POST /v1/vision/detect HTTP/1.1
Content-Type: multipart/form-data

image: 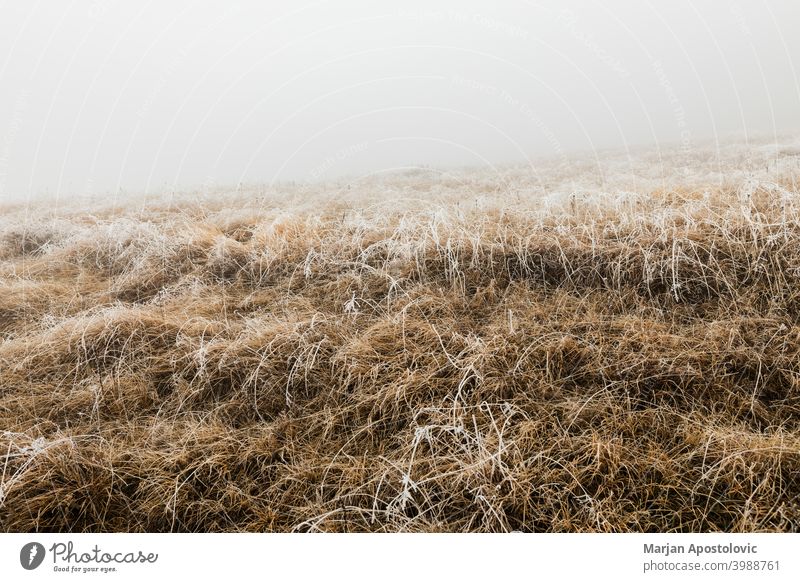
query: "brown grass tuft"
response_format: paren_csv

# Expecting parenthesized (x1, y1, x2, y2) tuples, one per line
(2, 150, 800, 531)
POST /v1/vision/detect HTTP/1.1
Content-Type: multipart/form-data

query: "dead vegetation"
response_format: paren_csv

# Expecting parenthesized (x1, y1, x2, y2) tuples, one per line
(1, 144, 800, 532)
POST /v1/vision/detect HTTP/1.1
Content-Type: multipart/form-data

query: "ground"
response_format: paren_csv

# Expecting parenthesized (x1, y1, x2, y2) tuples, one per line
(1, 138, 799, 532)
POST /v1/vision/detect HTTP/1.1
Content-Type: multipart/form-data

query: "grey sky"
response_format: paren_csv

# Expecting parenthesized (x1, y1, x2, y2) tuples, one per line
(0, 0, 798, 200)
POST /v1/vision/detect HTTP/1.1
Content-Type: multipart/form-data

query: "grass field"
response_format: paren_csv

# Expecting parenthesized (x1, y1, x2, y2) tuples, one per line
(1, 139, 799, 532)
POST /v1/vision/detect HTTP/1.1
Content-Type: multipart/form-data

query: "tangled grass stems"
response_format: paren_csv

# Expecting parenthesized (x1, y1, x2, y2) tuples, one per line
(1, 146, 800, 531)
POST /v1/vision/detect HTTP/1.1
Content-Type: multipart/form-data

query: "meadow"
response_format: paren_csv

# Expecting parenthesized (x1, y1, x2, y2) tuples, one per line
(1, 138, 799, 532)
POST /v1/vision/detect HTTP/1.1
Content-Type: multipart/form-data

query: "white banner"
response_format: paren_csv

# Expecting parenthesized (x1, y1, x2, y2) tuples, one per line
(1, 533, 797, 581)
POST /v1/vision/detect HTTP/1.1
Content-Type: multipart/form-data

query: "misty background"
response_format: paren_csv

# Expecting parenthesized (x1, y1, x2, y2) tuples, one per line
(0, 0, 798, 201)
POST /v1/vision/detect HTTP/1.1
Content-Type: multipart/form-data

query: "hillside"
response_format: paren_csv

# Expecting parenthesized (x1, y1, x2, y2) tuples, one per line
(1, 139, 799, 532)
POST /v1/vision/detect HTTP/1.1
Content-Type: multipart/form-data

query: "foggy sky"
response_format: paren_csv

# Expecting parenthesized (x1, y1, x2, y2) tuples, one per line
(1, 0, 798, 200)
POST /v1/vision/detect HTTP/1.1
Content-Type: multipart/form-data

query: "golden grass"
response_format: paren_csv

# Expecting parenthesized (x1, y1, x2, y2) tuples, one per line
(1, 148, 800, 532)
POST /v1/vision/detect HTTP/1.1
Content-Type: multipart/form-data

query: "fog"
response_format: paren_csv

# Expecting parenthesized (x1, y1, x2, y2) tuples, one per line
(0, 0, 798, 200)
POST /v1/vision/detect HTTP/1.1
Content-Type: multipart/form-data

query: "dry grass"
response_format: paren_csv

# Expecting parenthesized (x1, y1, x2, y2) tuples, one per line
(1, 141, 799, 532)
